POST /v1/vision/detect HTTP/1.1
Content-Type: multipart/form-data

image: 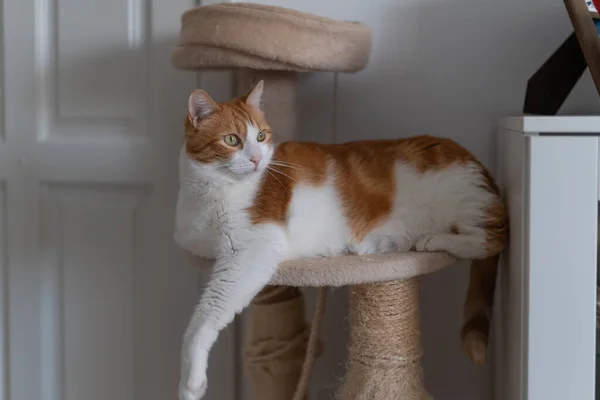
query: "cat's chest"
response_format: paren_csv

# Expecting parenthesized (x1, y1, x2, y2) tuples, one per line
(174, 186, 254, 258)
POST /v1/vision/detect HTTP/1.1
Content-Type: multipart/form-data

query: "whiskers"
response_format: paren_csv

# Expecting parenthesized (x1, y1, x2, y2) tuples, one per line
(265, 164, 298, 183)
(268, 160, 303, 168)
(267, 159, 324, 182)
(264, 169, 288, 192)
(210, 159, 322, 188)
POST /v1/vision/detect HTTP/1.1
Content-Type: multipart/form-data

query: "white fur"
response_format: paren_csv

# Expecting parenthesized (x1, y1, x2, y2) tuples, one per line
(175, 135, 497, 400)
(285, 172, 349, 259)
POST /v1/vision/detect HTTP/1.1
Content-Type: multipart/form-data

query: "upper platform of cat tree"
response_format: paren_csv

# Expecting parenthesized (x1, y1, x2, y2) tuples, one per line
(171, 3, 372, 72)
(189, 252, 458, 287)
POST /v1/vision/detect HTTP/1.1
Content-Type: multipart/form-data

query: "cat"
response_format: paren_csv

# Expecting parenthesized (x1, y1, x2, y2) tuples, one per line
(174, 80, 508, 400)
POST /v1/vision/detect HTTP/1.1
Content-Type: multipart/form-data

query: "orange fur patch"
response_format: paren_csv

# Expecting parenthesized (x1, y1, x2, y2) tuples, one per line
(477, 167, 508, 257)
(184, 99, 272, 164)
(247, 142, 327, 225)
(248, 135, 507, 245)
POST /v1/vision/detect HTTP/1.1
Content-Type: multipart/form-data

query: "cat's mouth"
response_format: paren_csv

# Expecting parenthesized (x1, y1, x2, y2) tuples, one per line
(225, 166, 264, 180)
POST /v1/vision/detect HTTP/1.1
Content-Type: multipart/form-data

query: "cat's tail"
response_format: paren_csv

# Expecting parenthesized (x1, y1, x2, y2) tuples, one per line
(460, 254, 499, 366)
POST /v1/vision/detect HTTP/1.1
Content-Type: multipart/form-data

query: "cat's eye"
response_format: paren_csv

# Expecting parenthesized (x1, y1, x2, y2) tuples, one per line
(257, 131, 266, 142)
(224, 134, 240, 146)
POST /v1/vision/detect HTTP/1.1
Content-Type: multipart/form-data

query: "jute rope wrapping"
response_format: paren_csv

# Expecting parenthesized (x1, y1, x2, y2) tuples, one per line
(341, 278, 431, 400)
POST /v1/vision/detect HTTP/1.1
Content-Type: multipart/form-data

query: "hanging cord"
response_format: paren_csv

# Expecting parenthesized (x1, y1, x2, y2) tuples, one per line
(292, 286, 329, 400)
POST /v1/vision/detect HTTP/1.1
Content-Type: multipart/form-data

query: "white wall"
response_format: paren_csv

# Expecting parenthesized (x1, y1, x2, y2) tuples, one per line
(240, 0, 600, 399)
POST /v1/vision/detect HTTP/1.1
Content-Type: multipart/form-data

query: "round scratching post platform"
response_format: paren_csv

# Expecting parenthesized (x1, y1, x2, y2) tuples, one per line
(172, 3, 371, 73)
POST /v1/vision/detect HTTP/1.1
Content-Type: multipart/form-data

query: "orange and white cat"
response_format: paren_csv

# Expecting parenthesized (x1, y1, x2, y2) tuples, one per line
(175, 81, 507, 400)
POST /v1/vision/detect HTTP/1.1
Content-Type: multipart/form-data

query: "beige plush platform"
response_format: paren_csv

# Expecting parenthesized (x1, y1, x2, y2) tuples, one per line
(171, 2, 372, 72)
(189, 252, 458, 287)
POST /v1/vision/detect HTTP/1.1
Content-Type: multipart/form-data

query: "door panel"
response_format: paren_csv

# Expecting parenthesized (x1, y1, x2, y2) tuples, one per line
(39, 185, 148, 400)
(37, 0, 149, 139)
(1, 0, 237, 399)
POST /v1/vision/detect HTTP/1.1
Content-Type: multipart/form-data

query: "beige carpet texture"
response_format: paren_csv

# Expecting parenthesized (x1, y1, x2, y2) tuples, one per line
(171, 2, 372, 72)
(188, 252, 458, 287)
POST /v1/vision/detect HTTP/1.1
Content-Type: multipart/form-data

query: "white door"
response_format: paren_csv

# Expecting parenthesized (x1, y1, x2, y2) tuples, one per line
(0, 1, 236, 400)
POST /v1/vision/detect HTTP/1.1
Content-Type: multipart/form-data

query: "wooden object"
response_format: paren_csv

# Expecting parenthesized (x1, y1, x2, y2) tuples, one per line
(523, 0, 600, 114)
(565, 0, 600, 93)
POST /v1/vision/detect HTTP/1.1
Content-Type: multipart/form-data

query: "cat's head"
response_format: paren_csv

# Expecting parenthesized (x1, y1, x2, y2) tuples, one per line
(184, 81, 273, 183)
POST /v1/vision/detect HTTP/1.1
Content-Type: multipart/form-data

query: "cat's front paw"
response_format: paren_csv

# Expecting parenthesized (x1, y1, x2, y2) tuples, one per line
(179, 379, 207, 400)
(179, 342, 208, 400)
(179, 361, 207, 400)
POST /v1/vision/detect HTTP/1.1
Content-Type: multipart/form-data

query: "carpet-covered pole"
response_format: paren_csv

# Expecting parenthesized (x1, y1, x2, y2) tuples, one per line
(236, 69, 298, 142)
(237, 69, 310, 400)
(341, 279, 431, 400)
(244, 286, 310, 400)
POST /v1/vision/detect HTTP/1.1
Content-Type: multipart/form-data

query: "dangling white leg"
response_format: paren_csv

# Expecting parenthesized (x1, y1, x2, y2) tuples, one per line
(179, 226, 286, 400)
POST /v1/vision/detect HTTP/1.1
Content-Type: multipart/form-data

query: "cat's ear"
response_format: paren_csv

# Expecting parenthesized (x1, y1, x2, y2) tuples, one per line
(188, 89, 219, 128)
(244, 80, 264, 109)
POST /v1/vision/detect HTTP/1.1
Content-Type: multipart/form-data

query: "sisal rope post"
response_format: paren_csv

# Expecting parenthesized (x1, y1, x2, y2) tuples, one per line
(341, 278, 431, 400)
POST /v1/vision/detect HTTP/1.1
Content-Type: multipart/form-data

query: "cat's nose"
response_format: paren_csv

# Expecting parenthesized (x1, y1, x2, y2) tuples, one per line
(250, 156, 262, 168)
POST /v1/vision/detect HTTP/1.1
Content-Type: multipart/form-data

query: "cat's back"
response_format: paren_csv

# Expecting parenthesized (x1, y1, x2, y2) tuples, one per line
(250, 136, 501, 258)
(325, 135, 500, 239)
(255, 136, 500, 224)
(326, 135, 489, 174)
(268, 135, 497, 201)
(272, 135, 487, 170)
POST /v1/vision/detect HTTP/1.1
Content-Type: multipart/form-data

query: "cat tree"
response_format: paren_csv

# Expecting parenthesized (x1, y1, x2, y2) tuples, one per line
(172, 3, 459, 399)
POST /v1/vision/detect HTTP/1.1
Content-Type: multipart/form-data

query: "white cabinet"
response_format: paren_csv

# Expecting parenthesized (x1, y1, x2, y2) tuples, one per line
(495, 116, 600, 400)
